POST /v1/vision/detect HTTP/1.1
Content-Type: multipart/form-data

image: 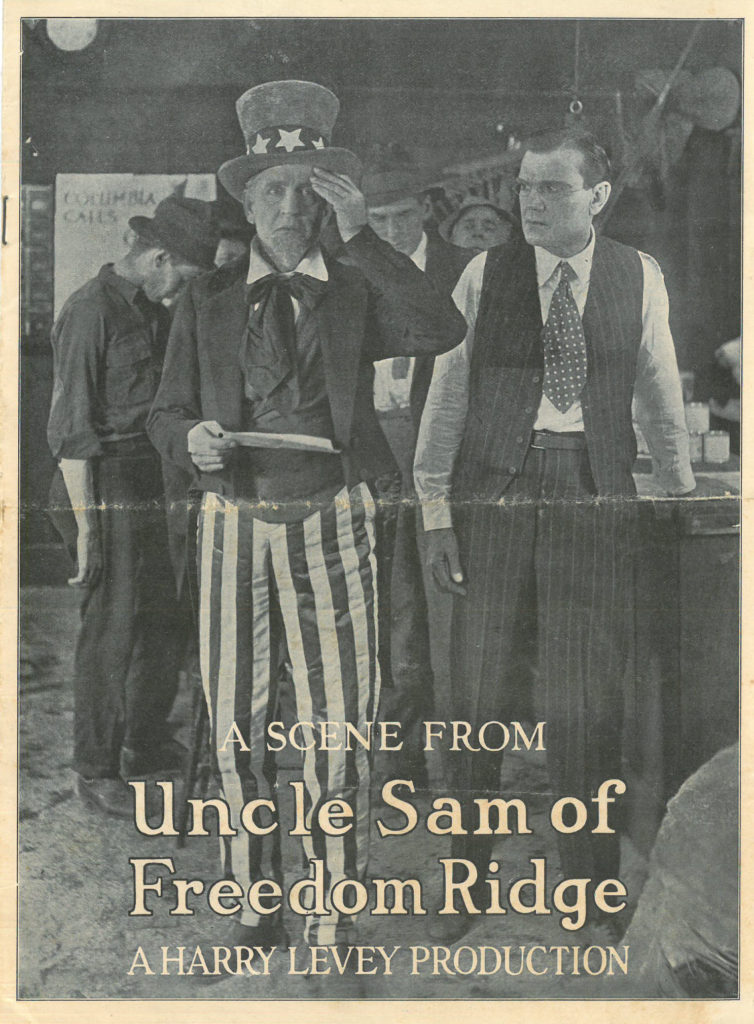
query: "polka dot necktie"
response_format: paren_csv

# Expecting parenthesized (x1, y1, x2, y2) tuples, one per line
(542, 261, 588, 413)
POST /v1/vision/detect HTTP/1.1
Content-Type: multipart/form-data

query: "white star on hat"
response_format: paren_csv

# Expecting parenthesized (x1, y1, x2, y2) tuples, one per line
(277, 128, 305, 152)
(312, 137, 325, 149)
(251, 134, 270, 154)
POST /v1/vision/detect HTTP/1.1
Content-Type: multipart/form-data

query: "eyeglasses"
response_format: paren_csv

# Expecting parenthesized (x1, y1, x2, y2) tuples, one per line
(513, 180, 588, 200)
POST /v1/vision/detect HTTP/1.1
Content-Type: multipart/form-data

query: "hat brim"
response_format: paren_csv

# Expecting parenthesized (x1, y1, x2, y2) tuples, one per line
(128, 216, 217, 269)
(438, 204, 519, 244)
(218, 148, 363, 201)
(365, 185, 428, 208)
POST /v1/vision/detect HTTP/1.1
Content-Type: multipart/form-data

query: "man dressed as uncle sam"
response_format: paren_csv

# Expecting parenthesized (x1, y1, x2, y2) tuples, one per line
(147, 80, 466, 948)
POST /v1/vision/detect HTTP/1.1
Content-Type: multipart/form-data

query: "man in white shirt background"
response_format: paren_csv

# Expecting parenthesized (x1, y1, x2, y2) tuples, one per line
(414, 127, 713, 944)
(363, 165, 472, 791)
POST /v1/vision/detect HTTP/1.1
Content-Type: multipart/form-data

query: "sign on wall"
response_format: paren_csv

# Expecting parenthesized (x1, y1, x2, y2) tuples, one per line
(21, 185, 55, 342)
(54, 174, 216, 315)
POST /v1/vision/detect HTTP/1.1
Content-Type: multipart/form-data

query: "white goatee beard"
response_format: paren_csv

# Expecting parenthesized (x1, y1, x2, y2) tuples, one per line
(260, 206, 326, 272)
(264, 234, 315, 272)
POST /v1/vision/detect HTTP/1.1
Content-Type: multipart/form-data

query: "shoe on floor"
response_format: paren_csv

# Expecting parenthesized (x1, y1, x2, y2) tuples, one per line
(427, 907, 474, 944)
(76, 774, 133, 819)
(120, 738, 188, 779)
(229, 918, 290, 948)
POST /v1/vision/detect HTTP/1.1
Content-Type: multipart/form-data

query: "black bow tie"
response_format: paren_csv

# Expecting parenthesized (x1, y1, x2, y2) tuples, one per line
(241, 273, 328, 400)
(246, 272, 328, 310)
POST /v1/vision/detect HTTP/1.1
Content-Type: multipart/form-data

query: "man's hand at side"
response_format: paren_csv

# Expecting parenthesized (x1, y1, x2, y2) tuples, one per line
(59, 457, 102, 588)
(426, 527, 467, 596)
(70, 523, 102, 589)
(187, 421, 237, 473)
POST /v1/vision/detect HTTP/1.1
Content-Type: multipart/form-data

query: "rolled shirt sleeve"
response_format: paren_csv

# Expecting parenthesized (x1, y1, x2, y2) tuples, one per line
(414, 252, 486, 530)
(634, 253, 696, 495)
(47, 299, 105, 460)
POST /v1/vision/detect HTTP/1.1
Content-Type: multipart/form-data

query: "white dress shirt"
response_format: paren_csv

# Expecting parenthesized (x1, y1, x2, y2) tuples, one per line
(372, 232, 428, 412)
(414, 234, 695, 531)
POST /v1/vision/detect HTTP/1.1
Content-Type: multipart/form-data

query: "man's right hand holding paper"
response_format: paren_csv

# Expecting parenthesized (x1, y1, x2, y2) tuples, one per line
(187, 420, 237, 472)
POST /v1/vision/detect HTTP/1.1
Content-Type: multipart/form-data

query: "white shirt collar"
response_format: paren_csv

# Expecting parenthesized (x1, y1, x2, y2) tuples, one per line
(535, 227, 595, 287)
(410, 232, 428, 272)
(246, 236, 329, 285)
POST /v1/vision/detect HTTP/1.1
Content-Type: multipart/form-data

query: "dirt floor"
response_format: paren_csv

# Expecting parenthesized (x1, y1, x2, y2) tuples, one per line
(18, 584, 653, 1002)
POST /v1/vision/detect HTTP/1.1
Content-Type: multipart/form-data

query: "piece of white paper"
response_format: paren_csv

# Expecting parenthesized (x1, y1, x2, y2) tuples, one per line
(222, 430, 341, 453)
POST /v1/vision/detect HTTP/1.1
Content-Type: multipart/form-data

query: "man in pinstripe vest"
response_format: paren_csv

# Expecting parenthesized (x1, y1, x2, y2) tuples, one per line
(147, 80, 465, 951)
(415, 128, 700, 943)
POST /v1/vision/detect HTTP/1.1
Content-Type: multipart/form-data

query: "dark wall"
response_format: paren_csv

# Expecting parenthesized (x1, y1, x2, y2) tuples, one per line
(22, 18, 742, 179)
(19, 18, 742, 580)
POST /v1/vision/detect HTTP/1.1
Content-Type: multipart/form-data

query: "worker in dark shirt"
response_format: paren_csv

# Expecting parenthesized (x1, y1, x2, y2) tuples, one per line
(47, 196, 219, 818)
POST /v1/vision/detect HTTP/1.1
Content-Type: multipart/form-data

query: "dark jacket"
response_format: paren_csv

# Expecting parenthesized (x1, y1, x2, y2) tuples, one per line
(147, 225, 466, 496)
(410, 232, 474, 429)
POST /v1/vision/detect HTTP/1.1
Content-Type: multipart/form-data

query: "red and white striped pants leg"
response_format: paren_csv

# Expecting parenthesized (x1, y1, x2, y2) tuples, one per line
(197, 484, 380, 941)
(198, 491, 282, 928)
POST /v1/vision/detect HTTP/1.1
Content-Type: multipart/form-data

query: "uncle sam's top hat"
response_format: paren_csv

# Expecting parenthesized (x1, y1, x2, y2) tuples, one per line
(218, 80, 362, 200)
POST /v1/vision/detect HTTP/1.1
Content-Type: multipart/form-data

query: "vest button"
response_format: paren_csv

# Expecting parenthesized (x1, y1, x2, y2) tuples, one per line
(532, 374, 541, 383)
(516, 435, 524, 444)
(508, 466, 517, 475)
(525, 406, 533, 413)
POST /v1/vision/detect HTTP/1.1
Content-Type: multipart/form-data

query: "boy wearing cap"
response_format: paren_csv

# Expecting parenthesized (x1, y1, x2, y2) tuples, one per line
(148, 80, 466, 949)
(48, 196, 218, 818)
(439, 195, 520, 254)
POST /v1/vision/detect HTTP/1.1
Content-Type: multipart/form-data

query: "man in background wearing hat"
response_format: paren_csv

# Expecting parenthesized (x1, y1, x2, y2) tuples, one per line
(212, 196, 256, 267)
(440, 195, 520, 254)
(48, 196, 218, 817)
(148, 80, 466, 949)
(362, 165, 472, 792)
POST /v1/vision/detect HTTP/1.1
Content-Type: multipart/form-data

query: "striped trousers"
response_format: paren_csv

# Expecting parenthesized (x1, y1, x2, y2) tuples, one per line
(450, 444, 636, 894)
(197, 482, 380, 943)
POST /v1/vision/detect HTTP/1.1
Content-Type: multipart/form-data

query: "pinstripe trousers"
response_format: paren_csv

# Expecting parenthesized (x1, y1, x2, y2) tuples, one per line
(450, 445, 635, 894)
(197, 482, 380, 943)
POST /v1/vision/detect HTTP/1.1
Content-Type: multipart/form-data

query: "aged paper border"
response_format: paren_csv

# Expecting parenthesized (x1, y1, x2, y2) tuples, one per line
(2, 2, 751, 1021)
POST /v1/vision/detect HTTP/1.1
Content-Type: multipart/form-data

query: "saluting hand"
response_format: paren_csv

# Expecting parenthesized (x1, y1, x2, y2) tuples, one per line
(310, 168, 367, 244)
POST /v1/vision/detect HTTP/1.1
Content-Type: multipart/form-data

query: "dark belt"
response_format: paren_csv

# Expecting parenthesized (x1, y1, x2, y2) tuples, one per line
(99, 435, 155, 457)
(530, 430, 588, 451)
